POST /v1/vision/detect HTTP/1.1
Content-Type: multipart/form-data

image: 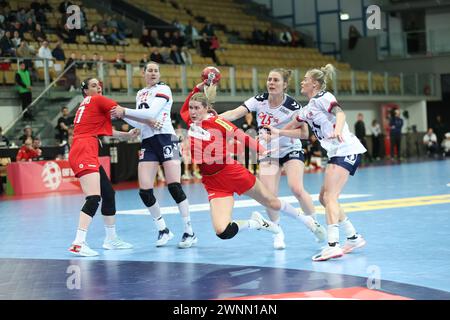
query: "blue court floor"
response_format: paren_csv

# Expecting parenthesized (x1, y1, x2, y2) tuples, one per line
(0, 160, 449, 300)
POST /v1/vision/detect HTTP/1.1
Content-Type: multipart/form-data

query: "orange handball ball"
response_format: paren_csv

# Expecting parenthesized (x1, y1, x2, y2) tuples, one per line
(201, 66, 221, 85)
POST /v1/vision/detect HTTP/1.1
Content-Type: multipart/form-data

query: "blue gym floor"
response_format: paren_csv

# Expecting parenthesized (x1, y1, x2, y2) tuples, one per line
(0, 160, 449, 300)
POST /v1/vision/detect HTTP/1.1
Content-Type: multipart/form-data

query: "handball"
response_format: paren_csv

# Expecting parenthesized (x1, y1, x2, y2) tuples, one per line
(201, 66, 221, 85)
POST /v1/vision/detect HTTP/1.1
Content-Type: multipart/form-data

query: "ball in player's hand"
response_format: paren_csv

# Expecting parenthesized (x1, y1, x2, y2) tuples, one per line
(201, 66, 221, 85)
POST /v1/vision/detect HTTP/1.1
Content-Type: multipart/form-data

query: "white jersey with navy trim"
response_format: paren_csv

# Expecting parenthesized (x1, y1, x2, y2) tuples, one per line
(132, 83, 175, 140)
(295, 91, 366, 158)
(244, 93, 303, 158)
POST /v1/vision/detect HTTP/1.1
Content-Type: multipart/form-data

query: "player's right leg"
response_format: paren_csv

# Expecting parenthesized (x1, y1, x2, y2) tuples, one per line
(138, 161, 173, 247)
(69, 171, 101, 257)
(258, 161, 285, 249)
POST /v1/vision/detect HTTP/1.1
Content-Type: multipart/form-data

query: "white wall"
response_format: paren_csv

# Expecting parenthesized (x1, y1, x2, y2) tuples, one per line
(339, 101, 381, 135)
(0, 106, 21, 130)
(399, 101, 427, 132)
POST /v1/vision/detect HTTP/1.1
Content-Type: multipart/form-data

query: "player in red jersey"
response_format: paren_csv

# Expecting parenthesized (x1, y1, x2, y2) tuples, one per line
(68, 77, 139, 257)
(180, 81, 311, 241)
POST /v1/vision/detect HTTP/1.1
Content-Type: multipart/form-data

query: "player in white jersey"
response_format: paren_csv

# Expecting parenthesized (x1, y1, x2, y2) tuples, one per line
(282, 64, 367, 261)
(221, 68, 326, 250)
(111, 62, 197, 249)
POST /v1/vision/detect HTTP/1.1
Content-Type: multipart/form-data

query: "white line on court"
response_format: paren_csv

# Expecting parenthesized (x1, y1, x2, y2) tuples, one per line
(117, 194, 372, 215)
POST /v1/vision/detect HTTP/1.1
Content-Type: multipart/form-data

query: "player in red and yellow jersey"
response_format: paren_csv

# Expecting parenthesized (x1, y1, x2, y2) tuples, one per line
(68, 77, 139, 257)
(180, 81, 310, 242)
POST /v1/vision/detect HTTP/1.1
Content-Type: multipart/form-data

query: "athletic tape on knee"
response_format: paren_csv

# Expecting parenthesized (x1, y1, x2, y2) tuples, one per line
(168, 183, 186, 204)
(81, 195, 101, 218)
(139, 189, 156, 207)
(217, 222, 239, 240)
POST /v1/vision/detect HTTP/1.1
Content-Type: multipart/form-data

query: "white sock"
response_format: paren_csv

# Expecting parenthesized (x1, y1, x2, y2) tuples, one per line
(279, 199, 314, 229)
(74, 228, 87, 244)
(182, 216, 193, 235)
(235, 219, 260, 232)
(327, 224, 340, 245)
(340, 218, 357, 239)
(104, 224, 117, 240)
(154, 216, 167, 231)
(177, 199, 190, 218)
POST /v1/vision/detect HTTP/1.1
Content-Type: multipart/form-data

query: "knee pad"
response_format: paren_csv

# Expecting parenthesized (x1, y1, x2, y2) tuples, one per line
(216, 222, 239, 240)
(168, 182, 186, 204)
(139, 189, 156, 207)
(81, 195, 101, 218)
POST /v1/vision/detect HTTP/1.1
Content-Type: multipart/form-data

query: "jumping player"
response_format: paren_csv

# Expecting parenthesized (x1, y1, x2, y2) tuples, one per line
(220, 68, 326, 250)
(110, 62, 196, 249)
(283, 64, 367, 261)
(68, 78, 136, 257)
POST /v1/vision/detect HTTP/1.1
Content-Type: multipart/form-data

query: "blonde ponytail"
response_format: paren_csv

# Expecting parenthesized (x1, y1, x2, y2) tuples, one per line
(307, 64, 336, 91)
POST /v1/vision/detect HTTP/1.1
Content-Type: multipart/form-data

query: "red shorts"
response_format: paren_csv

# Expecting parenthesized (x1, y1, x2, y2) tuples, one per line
(69, 136, 100, 178)
(201, 163, 256, 201)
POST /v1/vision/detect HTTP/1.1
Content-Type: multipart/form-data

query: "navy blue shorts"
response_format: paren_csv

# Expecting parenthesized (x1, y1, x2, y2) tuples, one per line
(328, 154, 362, 176)
(259, 150, 305, 166)
(139, 134, 181, 163)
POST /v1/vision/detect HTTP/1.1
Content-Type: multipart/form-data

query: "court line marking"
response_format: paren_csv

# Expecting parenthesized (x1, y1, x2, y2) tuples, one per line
(117, 194, 450, 215)
(117, 194, 371, 215)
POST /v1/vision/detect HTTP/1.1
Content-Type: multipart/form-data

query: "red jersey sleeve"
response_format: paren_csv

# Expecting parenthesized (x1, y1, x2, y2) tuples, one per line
(94, 95, 118, 113)
(181, 86, 201, 126)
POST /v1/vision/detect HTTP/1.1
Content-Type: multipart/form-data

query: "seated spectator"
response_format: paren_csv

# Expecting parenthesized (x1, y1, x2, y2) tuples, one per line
(57, 23, 77, 44)
(161, 31, 172, 48)
(423, 128, 438, 157)
(160, 47, 171, 64)
(0, 30, 16, 56)
(140, 27, 152, 47)
(209, 34, 220, 64)
(23, 17, 36, 33)
(52, 40, 65, 61)
(184, 20, 200, 48)
(265, 28, 278, 45)
(33, 23, 47, 42)
(113, 52, 128, 70)
(11, 30, 22, 48)
(252, 27, 264, 45)
(16, 41, 36, 70)
(89, 25, 107, 45)
(149, 29, 162, 47)
(16, 137, 42, 161)
(0, 126, 9, 148)
(201, 23, 214, 37)
(16, 8, 28, 25)
(150, 47, 165, 64)
(139, 53, 150, 68)
(10, 21, 24, 38)
(65, 52, 77, 91)
(109, 27, 128, 46)
(442, 132, 450, 157)
(169, 44, 184, 65)
(199, 33, 211, 58)
(171, 30, 185, 48)
(35, 40, 54, 68)
(55, 106, 73, 143)
(19, 125, 34, 144)
(279, 29, 292, 46)
(88, 52, 99, 71)
(172, 19, 185, 36)
(76, 53, 89, 70)
(180, 46, 192, 65)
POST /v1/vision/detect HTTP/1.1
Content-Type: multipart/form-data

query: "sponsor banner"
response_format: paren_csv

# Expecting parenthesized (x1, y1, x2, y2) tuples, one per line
(7, 157, 110, 195)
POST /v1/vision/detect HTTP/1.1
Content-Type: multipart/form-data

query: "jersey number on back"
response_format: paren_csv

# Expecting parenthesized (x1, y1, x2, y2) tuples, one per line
(75, 106, 86, 124)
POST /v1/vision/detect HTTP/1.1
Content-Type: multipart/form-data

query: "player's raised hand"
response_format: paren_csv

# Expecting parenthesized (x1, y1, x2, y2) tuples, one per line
(111, 105, 125, 119)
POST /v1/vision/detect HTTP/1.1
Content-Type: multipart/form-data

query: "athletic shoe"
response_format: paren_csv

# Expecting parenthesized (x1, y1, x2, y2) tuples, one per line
(103, 237, 133, 250)
(312, 245, 344, 261)
(181, 173, 192, 180)
(178, 233, 198, 249)
(251, 211, 280, 234)
(156, 228, 174, 247)
(193, 171, 202, 179)
(69, 242, 99, 257)
(273, 228, 286, 250)
(342, 234, 366, 254)
(301, 214, 327, 243)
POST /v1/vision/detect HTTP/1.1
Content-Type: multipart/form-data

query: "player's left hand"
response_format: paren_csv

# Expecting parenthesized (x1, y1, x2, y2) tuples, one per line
(330, 130, 344, 143)
(128, 128, 140, 138)
(111, 106, 125, 119)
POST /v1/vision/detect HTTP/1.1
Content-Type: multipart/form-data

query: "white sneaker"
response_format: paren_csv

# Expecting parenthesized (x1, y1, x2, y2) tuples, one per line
(302, 214, 327, 243)
(181, 173, 192, 180)
(156, 228, 174, 247)
(178, 232, 198, 248)
(342, 234, 366, 254)
(69, 242, 99, 257)
(103, 237, 133, 250)
(273, 228, 286, 250)
(193, 171, 202, 179)
(312, 245, 344, 261)
(251, 211, 280, 234)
